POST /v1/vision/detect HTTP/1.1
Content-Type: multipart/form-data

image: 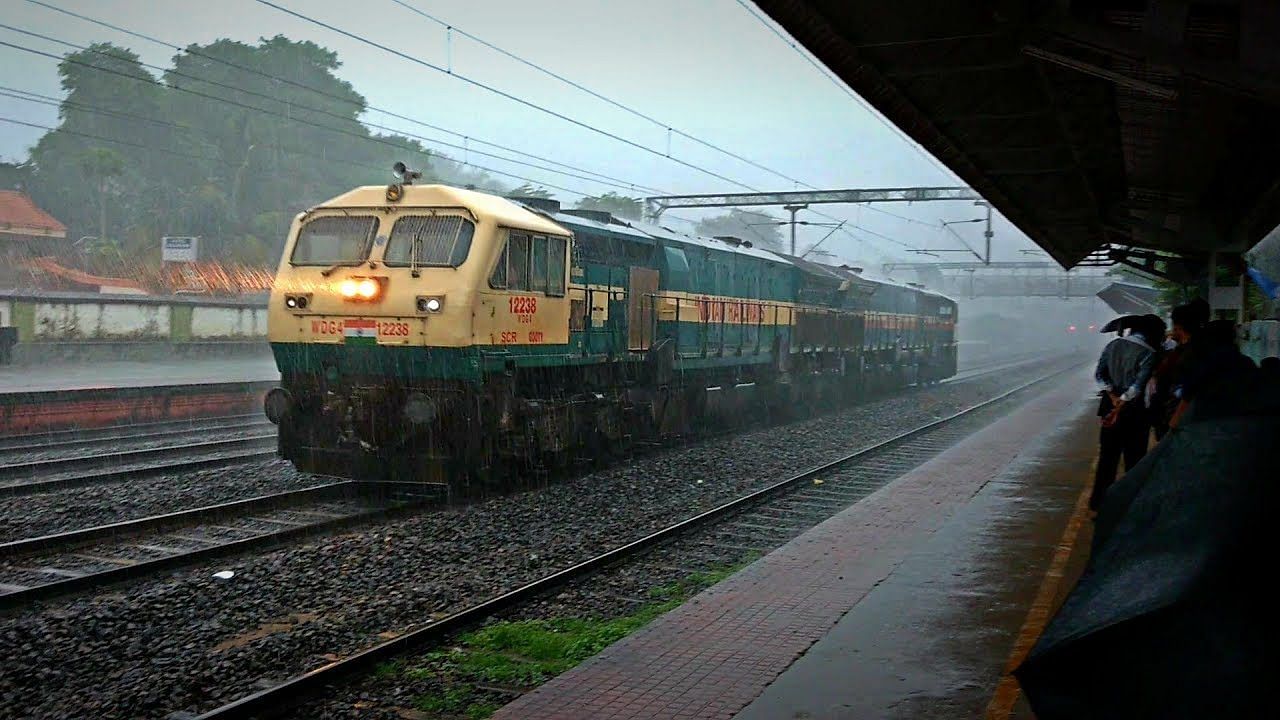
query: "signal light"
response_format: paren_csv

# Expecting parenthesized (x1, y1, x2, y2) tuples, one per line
(285, 296, 297, 308)
(1068, 325, 1078, 333)
(416, 296, 444, 313)
(283, 294, 310, 310)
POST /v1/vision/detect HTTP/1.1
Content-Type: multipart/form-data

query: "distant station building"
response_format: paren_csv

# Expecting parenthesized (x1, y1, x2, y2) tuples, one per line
(0, 190, 66, 284)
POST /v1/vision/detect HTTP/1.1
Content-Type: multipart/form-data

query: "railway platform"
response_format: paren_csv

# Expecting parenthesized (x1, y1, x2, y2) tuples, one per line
(0, 356, 280, 434)
(0, 354, 278, 394)
(491, 369, 1097, 720)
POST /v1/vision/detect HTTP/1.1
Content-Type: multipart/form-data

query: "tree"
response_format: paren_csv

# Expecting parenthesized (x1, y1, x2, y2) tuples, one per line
(0, 161, 32, 191)
(506, 183, 555, 200)
(574, 192, 642, 220)
(20, 37, 449, 275)
(77, 147, 124, 243)
(695, 209, 784, 252)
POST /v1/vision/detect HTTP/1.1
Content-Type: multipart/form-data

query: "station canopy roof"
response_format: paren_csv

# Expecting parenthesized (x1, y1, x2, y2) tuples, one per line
(755, 0, 1280, 268)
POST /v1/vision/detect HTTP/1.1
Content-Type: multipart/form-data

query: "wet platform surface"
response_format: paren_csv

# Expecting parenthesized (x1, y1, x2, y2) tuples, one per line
(492, 370, 1098, 720)
(0, 355, 278, 393)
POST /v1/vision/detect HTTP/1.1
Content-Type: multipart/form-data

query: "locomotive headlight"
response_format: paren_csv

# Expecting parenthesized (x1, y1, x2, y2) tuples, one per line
(356, 278, 380, 299)
(337, 277, 383, 301)
(416, 296, 444, 313)
(285, 296, 297, 308)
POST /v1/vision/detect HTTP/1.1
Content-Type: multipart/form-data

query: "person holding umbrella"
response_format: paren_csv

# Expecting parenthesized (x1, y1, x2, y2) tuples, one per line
(1091, 314, 1164, 511)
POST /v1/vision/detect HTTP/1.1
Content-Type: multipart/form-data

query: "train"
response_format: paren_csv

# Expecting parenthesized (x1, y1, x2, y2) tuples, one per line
(262, 174, 958, 487)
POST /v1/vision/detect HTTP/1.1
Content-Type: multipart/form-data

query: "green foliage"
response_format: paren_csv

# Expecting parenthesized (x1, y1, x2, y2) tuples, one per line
(0, 161, 32, 190)
(695, 208, 784, 252)
(16, 37, 508, 273)
(507, 183, 555, 200)
(574, 192, 642, 220)
(379, 560, 756, 718)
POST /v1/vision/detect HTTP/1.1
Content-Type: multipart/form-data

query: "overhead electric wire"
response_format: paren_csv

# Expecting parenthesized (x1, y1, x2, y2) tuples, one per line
(384, 0, 944, 257)
(0, 87, 400, 177)
(0, 115, 224, 165)
(0, 85, 197, 134)
(848, 223, 919, 251)
(0, 37, 610, 199)
(385, 0, 813, 189)
(3, 7, 918, 255)
(254, 1, 934, 256)
(1, 23, 657, 198)
(20, 0, 667, 197)
(734, 0, 959, 182)
(0, 85, 712, 222)
(863, 204, 946, 229)
(253, 0, 761, 192)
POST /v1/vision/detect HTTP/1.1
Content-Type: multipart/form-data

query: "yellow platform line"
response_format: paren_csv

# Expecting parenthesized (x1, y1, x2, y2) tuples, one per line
(984, 464, 1095, 720)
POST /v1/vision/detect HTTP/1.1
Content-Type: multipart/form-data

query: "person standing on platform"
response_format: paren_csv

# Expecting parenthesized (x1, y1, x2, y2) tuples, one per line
(1148, 302, 1206, 440)
(1092, 315, 1162, 511)
(1169, 319, 1258, 429)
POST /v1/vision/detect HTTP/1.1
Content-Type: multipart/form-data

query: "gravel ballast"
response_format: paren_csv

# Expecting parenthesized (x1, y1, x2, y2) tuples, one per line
(0, 460, 321, 543)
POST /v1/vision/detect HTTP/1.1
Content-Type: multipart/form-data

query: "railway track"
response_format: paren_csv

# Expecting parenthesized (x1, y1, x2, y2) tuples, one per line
(0, 413, 274, 455)
(0, 481, 434, 610)
(192, 360, 1081, 719)
(0, 435, 278, 497)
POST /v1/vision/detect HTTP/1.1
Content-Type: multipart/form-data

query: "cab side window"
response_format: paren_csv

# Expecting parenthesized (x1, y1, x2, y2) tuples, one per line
(547, 236, 567, 297)
(530, 236, 549, 294)
(489, 231, 568, 296)
(509, 234, 531, 290)
(489, 242, 509, 289)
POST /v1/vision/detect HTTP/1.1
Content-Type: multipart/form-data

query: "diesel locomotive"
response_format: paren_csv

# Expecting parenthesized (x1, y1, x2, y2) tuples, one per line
(263, 176, 957, 486)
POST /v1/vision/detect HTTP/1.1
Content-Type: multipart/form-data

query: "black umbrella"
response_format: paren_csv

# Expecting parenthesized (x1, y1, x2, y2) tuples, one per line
(1015, 378, 1278, 719)
(1098, 315, 1139, 334)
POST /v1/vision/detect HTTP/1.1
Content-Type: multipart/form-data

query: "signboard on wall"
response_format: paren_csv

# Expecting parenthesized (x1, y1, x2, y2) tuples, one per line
(162, 236, 200, 263)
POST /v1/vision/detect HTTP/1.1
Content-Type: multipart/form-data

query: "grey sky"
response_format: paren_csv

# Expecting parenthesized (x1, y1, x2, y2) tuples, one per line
(0, 0, 1045, 265)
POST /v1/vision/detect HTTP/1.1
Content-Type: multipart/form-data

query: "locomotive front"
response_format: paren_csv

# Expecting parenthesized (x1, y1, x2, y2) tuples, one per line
(263, 181, 571, 482)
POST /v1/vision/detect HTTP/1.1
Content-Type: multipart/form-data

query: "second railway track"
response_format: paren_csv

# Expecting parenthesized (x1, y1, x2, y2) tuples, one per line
(0, 435, 278, 497)
(0, 480, 436, 610)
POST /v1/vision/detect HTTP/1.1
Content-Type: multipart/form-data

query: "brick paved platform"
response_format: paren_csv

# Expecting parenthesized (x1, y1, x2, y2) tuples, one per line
(491, 370, 1097, 720)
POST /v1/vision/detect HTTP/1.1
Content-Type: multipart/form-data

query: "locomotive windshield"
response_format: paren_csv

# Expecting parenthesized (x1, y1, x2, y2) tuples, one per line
(384, 215, 475, 268)
(290, 216, 378, 265)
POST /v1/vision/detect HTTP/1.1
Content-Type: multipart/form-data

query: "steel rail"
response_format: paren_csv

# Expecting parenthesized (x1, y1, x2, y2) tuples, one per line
(193, 361, 1081, 720)
(0, 488, 434, 611)
(0, 434, 276, 478)
(0, 480, 355, 558)
(0, 416, 274, 454)
(0, 447, 279, 498)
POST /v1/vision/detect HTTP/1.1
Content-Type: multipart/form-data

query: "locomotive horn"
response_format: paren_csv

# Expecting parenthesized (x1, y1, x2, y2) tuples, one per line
(392, 161, 422, 185)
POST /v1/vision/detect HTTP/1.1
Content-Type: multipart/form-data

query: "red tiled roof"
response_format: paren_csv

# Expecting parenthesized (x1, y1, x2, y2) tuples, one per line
(0, 190, 67, 235)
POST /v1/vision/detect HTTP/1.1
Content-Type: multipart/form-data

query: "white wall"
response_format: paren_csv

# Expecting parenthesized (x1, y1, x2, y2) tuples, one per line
(0, 300, 10, 327)
(191, 306, 268, 338)
(34, 301, 170, 340)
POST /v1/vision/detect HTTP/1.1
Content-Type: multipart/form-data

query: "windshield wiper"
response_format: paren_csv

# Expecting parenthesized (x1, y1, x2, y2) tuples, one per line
(319, 259, 364, 277)
(410, 227, 422, 278)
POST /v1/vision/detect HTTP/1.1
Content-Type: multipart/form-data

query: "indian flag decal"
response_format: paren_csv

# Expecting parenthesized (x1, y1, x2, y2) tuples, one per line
(343, 318, 377, 344)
